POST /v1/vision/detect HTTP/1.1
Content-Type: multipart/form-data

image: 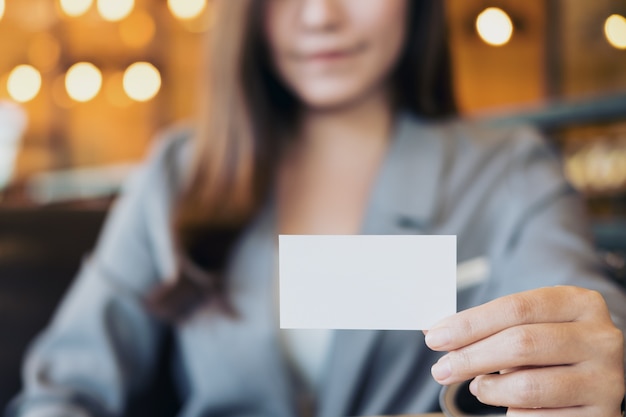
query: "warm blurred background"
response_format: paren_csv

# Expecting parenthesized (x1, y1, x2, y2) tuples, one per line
(0, 0, 625, 409)
(0, 0, 209, 200)
(0, 0, 625, 203)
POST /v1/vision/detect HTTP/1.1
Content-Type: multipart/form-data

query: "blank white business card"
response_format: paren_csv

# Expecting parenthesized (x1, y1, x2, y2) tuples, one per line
(279, 235, 456, 330)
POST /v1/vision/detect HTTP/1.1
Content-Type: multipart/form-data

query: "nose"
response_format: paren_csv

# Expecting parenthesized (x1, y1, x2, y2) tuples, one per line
(299, 0, 342, 31)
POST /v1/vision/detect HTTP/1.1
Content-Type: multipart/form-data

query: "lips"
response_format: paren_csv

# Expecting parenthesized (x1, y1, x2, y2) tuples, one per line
(295, 43, 366, 63)
(306, 49, 354, 60)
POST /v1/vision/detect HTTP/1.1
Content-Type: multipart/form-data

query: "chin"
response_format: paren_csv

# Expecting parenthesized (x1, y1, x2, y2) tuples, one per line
(297, 82, 369, 112)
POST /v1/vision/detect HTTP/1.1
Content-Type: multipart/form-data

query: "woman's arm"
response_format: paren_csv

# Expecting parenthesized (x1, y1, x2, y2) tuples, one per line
(426, 127, 626, 416)
(6, 136, 184, 417)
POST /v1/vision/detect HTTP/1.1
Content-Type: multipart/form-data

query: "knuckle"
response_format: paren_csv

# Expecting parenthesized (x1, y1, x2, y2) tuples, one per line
(583, 289, 607, 310)
(508, 295, 535, 324)
(593, 323, 624, 358)
(567, 287, 610, 319)
(514, 373, 542, 405)
(449, 349, 473, 376)
(509, 327, 539, 359)
(562, 285, 587, 302)
(606, 326, 625, 353)
(459, 315, 478, 339)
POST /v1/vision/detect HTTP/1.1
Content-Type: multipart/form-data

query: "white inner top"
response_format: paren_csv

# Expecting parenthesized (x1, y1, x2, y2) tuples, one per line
(275, 249, 334, 395)
(280, 328, 334, 394)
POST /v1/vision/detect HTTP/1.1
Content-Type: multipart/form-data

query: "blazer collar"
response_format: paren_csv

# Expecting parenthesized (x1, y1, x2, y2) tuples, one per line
(317, 112, 449, 417)
(363, 111, 449, 235)
(317, 329, 380, 417)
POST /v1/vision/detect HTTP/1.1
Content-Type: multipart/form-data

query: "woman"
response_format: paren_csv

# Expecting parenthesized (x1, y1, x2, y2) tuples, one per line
(8, 1, 625, 416)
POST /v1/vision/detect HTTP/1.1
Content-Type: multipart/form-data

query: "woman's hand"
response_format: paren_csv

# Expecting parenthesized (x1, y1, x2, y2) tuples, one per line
(425, 286, 625, 416)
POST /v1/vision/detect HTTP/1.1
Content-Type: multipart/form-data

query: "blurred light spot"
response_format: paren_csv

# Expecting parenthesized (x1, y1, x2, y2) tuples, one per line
(97, 0, 134, 22)
(0, 0, 5, 21)
(476, 7, 514, 46)
(119, 10, 155, 48)
(123, 62, 161, 102)
(16, 0, 57, 31)
(60, 0, 92, 17)
(565, 140, 626, 192)
(168, 0, 206, 20)
(179, 7, 213, 33)
(7, 65, 42, 103)
(28, 34, 61, 73)
(65, 62, 102, 102)
(605, 14, 626, 50)
(105, 71, 132, 107)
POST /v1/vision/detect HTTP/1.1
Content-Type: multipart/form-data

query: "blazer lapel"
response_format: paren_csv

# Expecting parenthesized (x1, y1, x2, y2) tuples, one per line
(317, 330, 379, 417)
(366, 112, 450, 235)
(317, 112, 449, 417)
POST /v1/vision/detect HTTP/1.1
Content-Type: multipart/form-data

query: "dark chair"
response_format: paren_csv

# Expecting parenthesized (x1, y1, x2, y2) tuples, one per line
(0, 205, 180, 416)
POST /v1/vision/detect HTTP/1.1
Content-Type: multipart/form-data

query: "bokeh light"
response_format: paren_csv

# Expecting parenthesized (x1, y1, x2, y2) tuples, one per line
(28, 34, 62, 73)
(119, 10, 156, 49)
(604, 14, 626, 50)
(15, 0, 57, 31)
(565, 141, 626, 192)
(7, 65, 42, 103)
(168, 0, 207, 20)
(123, 62, 161, 102)
(476, 7, 514, 46)
(0, 0, 5, 21)
(65, 62, 102, 102)
(179, 7, 214, 33)
(60, 0, 93, 17)
(97, 0, 134, 22)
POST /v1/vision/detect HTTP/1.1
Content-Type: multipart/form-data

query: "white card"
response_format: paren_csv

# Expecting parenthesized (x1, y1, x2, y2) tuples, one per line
(279, 235, 457, 330)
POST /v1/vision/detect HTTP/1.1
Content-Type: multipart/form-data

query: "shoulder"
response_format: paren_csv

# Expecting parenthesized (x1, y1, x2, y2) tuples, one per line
(399, 111, 553, 167)
(143, 122, 194, 179)
(442, 118, 572, 252)
(409, 114, 561, 190)
(95, 124, 195, 282)
(124, 122, 194, 197)
(442, 117, 553, 166)
(400, 114, 571, 249)
(397, 112, 562, 194)
(437, 117, 567, 202)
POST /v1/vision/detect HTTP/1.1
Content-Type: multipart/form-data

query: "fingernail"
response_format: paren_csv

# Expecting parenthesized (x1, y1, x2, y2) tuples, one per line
(431, 356, 452, 381)
(425, 327, 451, 349)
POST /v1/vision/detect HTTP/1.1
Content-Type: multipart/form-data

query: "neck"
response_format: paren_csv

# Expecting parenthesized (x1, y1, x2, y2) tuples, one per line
(298, 88, 394, 151)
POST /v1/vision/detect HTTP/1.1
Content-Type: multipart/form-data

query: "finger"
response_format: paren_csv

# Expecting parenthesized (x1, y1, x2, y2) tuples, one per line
(430, 323, 592, 384)
(470, 364, 624, 414)
(469, 366, 594, 409)
(506, 406, 601, 417)
(425, 287, 610, 351)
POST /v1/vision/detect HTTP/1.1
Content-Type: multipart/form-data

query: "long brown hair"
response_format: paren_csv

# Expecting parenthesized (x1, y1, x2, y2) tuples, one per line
(147, 0, 457, 322)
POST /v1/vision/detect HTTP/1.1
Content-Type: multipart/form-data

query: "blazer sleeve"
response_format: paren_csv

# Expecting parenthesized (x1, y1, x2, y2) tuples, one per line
(482, 125, 626, 368)
(6, 136, 184, 417)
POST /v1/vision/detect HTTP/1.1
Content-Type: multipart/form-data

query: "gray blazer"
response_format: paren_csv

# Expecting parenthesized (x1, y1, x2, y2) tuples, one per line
(8, 112, 626, 417)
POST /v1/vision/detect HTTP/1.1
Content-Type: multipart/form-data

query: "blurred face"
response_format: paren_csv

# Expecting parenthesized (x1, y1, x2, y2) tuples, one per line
(264, 0, 408, 110)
